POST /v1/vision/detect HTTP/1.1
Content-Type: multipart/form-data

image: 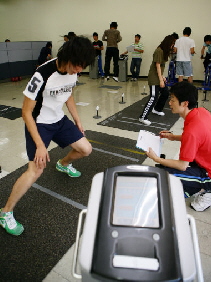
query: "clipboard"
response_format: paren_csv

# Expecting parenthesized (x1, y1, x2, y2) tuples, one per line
(136, 130, 163, 156)
(126, 45, 135, 52)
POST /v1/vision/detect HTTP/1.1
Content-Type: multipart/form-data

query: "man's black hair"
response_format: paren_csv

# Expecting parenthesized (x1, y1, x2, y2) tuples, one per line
(170, 81, 198, 109)
(57, 36, 95, 68)
(171, 32, 179, 40)
(204, 35, 211, 42)
(110, 22, 118, 28)
(135, 34, 141, 39)
(93, 32, 98, 37)
(68, 31, 76, 40)
(46, 42, 52, 48)
(183, 27, 191, 36)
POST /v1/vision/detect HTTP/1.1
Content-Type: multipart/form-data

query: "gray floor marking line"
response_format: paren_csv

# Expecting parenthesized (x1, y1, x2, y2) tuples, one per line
(121, 116, 172, 126)
(116, 119, 167, 130)
(126, 105, 172, 111)
(92, 147, 139, 162)
(32, 183, 86, 210)
(121, 117, 141, 120)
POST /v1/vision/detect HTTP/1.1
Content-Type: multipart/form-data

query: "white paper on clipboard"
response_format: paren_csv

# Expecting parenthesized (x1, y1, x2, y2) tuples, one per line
(136, 130, 163, 156)
(126, 45, 135, 52)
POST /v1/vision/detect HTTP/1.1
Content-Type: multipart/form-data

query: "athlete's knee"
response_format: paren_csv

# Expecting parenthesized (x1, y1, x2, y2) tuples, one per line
(34, 168, 44, 178)
(73, 138, 93, 157)
(31, 168, 44, 180)
(27, 163, 44, 180)
(81, 142, 92, 157)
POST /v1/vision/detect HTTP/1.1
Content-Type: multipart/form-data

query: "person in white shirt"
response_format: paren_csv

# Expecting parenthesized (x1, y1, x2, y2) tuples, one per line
(0, 37, 96, 236)
(174, 27, 195, 83)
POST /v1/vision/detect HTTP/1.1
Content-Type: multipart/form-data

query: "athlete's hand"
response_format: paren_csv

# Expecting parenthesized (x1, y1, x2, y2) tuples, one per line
(34, 145, 50, 169)
(76, 121, 85, 135)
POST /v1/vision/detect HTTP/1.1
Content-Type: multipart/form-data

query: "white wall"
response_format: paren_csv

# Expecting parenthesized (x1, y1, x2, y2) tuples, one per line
(0, 0, 210, 80)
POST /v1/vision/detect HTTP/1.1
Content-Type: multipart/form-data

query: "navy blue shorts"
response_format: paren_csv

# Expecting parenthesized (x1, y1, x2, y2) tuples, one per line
(25, 115, 84, 161)
(163, 163, 211, 195)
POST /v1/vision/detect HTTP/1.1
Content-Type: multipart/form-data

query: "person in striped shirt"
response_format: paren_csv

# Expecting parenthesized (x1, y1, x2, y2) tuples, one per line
(122, 34, 144, 81)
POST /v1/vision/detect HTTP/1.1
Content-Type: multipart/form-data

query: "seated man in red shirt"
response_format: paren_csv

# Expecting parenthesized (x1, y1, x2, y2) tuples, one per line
(146, 81, 211, 212)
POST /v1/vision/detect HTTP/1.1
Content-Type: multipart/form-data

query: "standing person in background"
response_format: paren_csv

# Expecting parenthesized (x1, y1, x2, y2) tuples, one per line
(102, 21, 122, 82)
(139, 35, 175, 126)
(174, 27, 195, 83)
(37, 41, 52, 66)
(92, 32, 104, 77)
(200, 34, 211, 71)
(170, 32, 179, 63)
(122, 34, 144, 81)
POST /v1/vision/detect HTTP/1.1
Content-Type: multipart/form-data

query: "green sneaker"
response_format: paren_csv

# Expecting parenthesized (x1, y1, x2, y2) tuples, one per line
(56, 160, 81, 177)
(0, 209, 24, 236)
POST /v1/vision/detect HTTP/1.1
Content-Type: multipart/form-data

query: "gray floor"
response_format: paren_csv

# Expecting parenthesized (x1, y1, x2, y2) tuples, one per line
(0, 75, 211, 281)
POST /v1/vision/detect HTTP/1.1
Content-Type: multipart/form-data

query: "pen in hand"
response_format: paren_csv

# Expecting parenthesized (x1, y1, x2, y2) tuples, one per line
(159, 131, 173, 138)
(159, 131, 173, 135)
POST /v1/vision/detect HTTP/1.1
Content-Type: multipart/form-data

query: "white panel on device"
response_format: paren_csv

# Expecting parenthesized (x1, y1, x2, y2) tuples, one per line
(113, 255, 159, 271)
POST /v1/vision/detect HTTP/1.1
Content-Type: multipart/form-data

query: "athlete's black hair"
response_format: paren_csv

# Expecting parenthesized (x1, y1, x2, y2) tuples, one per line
(170, 81, 198, 109)
(183, 27, 191, 36)
(204, 35, 211, 42)
(158, 35, 175, 61)
(93, 32, 98, 37)
(57, 36, 95, 68)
